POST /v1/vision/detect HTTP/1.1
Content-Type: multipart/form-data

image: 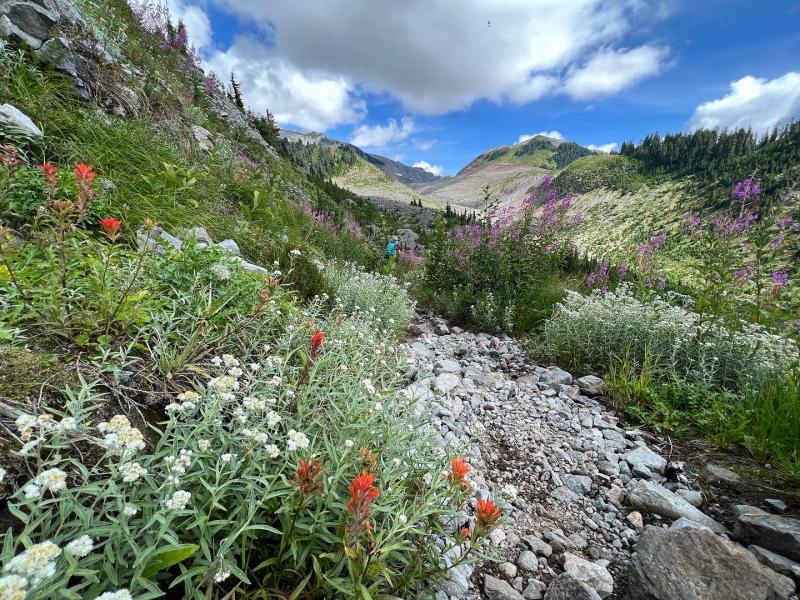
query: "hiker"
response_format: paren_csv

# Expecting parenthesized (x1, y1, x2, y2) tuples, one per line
(385, 237, 398, 260)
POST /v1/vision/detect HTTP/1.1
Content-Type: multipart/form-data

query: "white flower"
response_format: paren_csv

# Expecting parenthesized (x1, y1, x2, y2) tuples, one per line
(243, 396, 266, 412)
(362, 379, 378, 396)
(340, 364, 348, 372)
(177, 390, 200, 403)
(209, 375, 237, 392)
(118, 461, 148, 483)
(221, 453, 234, 463)
(34, 468, 67, 494)
(249, 363, 261, 372)
(0, 467, 6, 482)
(98, 416, 145, 458)
(23, 483, 42, 500)
(19, 439, 41, 456)
(164, 490, 191, 510)
(211, 356, 223, 367)
(210, 263, 232, 281)
(264, 444, 280, 458)
(266, 410, 281, 428)
(344, 439, 354, 449)
(289, 249, 301, 257)
(286, 430, 309, 452)
(198, 439, 211, 452)
(66, 535, 94, 558)
(222, 354, 239, 367)
(393, 458, 401, 467)
(0, 574, 28, 599)
(214, 568, 231, 582)
(123, 504, 138, 517)
(5, 541, 61, 585)
(228, 367, 243, 378)
(398, 515, 408, 525)
(95, 589, 133, 600)
(373, 402, 383, 412)
(57, 417, 77, 432)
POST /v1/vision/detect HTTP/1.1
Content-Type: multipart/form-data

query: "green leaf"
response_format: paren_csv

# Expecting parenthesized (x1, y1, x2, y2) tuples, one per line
(288, 572, 313, 600)
(142, 543, 199, 578)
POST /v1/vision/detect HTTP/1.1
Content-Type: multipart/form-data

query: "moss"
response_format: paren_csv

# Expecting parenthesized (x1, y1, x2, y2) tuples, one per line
(0, 347, 75, 407)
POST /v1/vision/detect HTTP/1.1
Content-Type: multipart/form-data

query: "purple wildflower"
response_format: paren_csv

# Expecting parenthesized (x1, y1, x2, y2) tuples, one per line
(776, 216, 795, 229)
(618, 262, 628, 280)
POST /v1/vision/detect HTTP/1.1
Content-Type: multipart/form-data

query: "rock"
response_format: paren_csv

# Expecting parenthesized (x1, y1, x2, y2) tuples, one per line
(191, 125, 215, 151)
(625, 525, 795, 600)
(764, 499, 789, 514)
(705, 463, 741, 484)
(670, 517, 712, 532)
(550, 486, 579, 503)
(434, 372, 461, 394)
(484, 574, 524, 600)
(522, 536, 553, 557)
(675, 489, 703, 507)
(434, 323, 450, 336)
(436, 358, 461, 374)
(0, 103, 43, 138)
(575, 375, 608, 396)
(544, 574, 601, 600)
(749, 545, 800, 582)
(734, 505, 800, 561)
(234, 257, 270, 276)
(500, 562, 518, 579)
(539, 367, 572, 387)
(562, 553, 614, 598)
(623, 445, 667, 474)
(216, 239, 240, 255)
(0, 1, 57, 48)
(626, 511, 643, 529)
(137, 226, 183, 254)
(181, 226, 214, 246)
(523, 579, 546, 600)
(561, 474, 592, 496)
(517, 550, 539, 573)
(626, 480, 726, 534)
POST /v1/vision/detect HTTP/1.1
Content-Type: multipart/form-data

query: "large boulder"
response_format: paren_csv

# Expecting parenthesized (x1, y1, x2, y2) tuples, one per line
(625, 526, 794, 600)
(539, 367, 572, 387)
(626, 479, 726, 534)
(484, 574, 524, 600)
(0, 103, 43, 138)
(575, 375, 608, 395)
(562, 553, 614, 598)
(749, 545, 800, 583)
(544, 574, 601, 600)
(735, 505, 800, 562)
(0, 1, 59, 49)
(623, 445, 667, 474)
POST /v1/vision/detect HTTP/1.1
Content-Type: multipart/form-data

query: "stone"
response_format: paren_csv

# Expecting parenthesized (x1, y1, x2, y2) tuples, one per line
(437, 358, 461, 374)
(562, 474, 592, 495)
(484, 574, 524, 600)
(705, 463, 741, 484)
(625, 526, 795, 600)
(0, 103, 43, 138)
(623, 445, 667, 474)
(500, 561, 518, 579)
(137, 226, 183, 254)
(0, 1, 57, 48)
(734, 505, 800, 561)
(626, 479, 727, 534)
(434, 372, 461, 394)
(522, 536, 553, 557)
(669, 517, 711, 532)
(575, 375, 608, 396)
(517, 550, 539, 573)
(544, 574, 601, 600)
(434, 323, 450, 336)
(562, 553, 614, 598)
(216, 239, 240, 255)
(675, 489, 703, 507)
(539, 367, 572, 387)
(764, 499, 789, 513)
(749, 545, 800, 582)
(191, 125, 215, 151)
(235, 257, 270, 276)
(523, 579, 546, 600)
(550, 486, 579, 503)
(182, 226, 214, 245)
(626, 511, 643, 529)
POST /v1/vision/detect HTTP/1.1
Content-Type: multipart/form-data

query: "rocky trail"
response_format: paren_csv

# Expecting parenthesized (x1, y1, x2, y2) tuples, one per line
(402, 311, 800, 600)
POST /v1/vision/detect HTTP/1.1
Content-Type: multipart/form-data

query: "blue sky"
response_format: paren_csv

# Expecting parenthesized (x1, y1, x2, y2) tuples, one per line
(170, 0, 800, 175)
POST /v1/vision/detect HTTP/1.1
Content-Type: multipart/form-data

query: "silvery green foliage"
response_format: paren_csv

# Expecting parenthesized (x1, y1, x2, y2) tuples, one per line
(544, 285, 799, 389)
(326, 262, 415, 333)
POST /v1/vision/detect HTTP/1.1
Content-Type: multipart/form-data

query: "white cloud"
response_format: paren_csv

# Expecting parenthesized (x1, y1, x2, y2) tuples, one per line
(517, 131, 564, 143)
(351, 117, 415, 148)
(209, 0, 671, 113)
(562, 45, 668, 100)
(688, 72, 800, 134)
(204, 37, 366, 131)
(412, 161, 444, 176)
(586, 142, 618, 152)
(414, 139, 437, 151)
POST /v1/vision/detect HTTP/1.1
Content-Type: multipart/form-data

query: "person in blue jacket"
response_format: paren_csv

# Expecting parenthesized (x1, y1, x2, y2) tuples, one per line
(385, 237, 398, 259)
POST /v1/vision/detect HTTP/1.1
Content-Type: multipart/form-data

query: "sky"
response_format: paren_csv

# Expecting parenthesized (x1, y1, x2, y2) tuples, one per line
(164, 0, 800, 176)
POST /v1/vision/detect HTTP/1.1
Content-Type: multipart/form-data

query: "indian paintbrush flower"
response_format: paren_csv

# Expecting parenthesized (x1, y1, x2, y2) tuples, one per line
(99, 217, 122, 242)
(293, 459, 324, 496)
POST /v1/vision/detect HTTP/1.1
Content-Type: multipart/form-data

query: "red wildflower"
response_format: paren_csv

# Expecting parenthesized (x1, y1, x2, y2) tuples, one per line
(460, 527, 471, 540)
(310, 331, 325, 358)
(39, 162, 58, 184)
(346, 471, 380, 520)
(99, 216, 122, 242)
(475, 499, 502, 533)
(293, 459, 324, 496)
(73, 163, 96, 183)
(447, 458, 471, 489)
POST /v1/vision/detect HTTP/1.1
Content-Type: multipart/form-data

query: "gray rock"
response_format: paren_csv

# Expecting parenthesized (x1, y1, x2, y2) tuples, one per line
(137, 226, 183, 254)
(749, 545, 800, 582)
(0, 103, 43, 137)
(550, 486, 579, 503)
(523, 579, 546, 600)
(764, 499, 789, 513)
(484, 574, 524, 600)
(670, 517, 712, 532)
(562, 552, 614, 598)
(0, 1, 57, 48)
(434, 323, 450, 336)
(544, 574, 601, 600)
(627, 479, 726, 534)
(181, 226, 214, 246)
(625, 526, 795, 600)
(517, 550, 539, 573)
(623, 445, 667, 474)
(437, 358, 461, 374)
(434, 372, 461, 394)
(500, 561, 518, 579)
(235, 257, 270, 276)
(675, 489, 703, 507)
(705, 463, 741, 484)
(522, 536, 553, 557)
(216, 239, 240, 255)
(734, 505, 800, 561)
(562, 474, 593, 495)
(540, 367, 572, 387)
(191, 125, 215, 152)
(575, 375, 608, 395)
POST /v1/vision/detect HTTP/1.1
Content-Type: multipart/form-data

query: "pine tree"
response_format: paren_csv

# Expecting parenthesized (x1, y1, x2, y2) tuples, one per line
(229, 73, 245, 111)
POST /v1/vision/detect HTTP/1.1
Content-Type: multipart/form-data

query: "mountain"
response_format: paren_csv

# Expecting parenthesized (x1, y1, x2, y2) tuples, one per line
(364, 154, 443, 185)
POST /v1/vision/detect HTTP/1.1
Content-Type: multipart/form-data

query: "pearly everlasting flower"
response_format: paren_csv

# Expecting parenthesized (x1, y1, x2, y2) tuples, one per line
(249, 363, 261, 372)
(66, 536, 94, 558)
(177, 390, 200, 403)
(264, 444, 280, 458)
(373, 402, 383, 412)
(19, 439, 41, 456)
(98, 416, 145, 457)
(123, 504, 138, 517)
(265, 410, 281, 428)
(0, 574, 28, 600)
(214, 568, 231, 582)
(221, 453, 234, 463)
(0, 467, 6, 482)
(210, 263, 232, 281)
(23, 483, 42, 500)
(286, 430, 309, 451)
(35, 468, 67, 494)
(289, 249, 301, 257)
(118, 462, 148, 483)
(164, 490, 191, 510)
(344, 439, 354, 449)
(4, 541, 61, 585)
(228, 366, 243, 378)
(57, 417, 77, 432)
(198, 439, 211, 452)
(398, 515, 408, 525)
(362, 379, 378, 396)
(211, 356, 223, 367)
(95, 589, 133, 600)
(243, 396, 266, 412)
(222, 354, 239, 367)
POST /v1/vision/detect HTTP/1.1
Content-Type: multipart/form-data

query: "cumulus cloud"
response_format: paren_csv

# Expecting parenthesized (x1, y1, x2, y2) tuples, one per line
(412, 161, 444, 176)
(204, 37, 366, 131)
(517, 131, 565, 143)
(209, 0, 671, 113)
(586, 142, 618, 152)
(688, 72, 800, 134)
(562, 45, 668, 100)
(351, 118, 415, 147)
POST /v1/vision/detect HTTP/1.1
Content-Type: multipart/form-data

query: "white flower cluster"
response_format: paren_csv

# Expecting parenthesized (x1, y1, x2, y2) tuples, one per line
(0, 574, 28, 600)
(118, 461, 148, 483)
(210, 262, 232, 281)
(95, 589, 133, 600)
(34, 468, 68, 494)
(164, 449, 193, 484)
(286, 430, 309, 452)
(3, 541, 61, 586)
(166, 390, 201, 416)
(164, 490, 191, 510)
(15, 413, 77, 455)
(97, 416, 146, 458)
(65, 535, 94, 558)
